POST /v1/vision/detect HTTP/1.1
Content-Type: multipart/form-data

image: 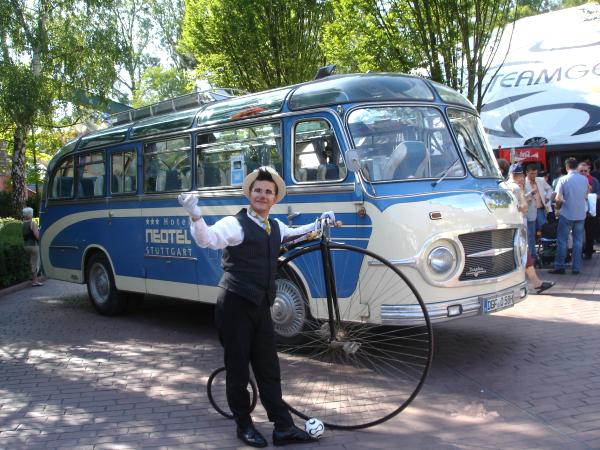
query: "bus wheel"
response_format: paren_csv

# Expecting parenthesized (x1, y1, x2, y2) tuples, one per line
(86, 253, 126, 316)
(272, 278, 308, 345)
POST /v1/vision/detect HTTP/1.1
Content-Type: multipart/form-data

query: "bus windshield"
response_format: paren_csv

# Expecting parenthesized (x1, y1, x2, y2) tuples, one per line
(347, 106, 465, 182)
(447, 109, 501, 178)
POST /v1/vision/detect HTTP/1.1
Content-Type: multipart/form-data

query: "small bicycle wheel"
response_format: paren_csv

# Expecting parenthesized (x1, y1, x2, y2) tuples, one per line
(207, 367, 258, 419)
(275, 243, 433, 430)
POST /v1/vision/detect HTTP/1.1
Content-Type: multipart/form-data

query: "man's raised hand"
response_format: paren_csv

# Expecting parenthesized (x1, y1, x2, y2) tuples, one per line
(178, 193, 202, 219)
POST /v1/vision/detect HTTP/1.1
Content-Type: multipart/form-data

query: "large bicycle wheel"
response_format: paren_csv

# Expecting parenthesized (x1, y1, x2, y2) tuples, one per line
(274, 242, 433, 430)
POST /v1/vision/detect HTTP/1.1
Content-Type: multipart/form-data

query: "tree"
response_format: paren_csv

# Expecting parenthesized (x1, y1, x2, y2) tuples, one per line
(180, 0, 333, 91)
(322, 0, 420, 74)
(112, 0, 193, 105)
(323, 0, 516, 110)
(0, 0, 121, 216)
(132, 66, 194, 107)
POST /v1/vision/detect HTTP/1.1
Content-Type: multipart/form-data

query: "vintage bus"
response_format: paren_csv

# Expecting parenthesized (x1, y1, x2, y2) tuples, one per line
(40, 73, 527, 337)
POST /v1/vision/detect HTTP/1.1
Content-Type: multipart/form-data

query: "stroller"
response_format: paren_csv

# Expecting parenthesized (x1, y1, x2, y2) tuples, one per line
(536, 220, 571, 268)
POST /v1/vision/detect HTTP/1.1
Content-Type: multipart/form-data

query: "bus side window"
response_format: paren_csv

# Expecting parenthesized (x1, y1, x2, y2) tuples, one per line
(111, 150, 137, 194)
(77, 151, 105, 198)
(143, 136, 191, 193)
(196, 123, 283, 189)
(293, 119, 346, 183)
(48, 157, 75, 199)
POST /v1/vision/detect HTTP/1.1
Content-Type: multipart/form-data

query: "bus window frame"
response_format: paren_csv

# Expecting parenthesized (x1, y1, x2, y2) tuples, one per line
(195, 120, 283, 191)
(344, 103, 468, 184)
(142, 134, 193, 194)
(109, 147, 139, 196)
(47, 155, 75, 201)
(76, 150, 106, 199)
(291, 116, 348, 185)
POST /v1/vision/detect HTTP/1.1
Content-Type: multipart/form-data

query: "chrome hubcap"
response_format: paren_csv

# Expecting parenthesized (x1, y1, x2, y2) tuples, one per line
(272, 279, 306, 337)
(90, 262, 110, 304)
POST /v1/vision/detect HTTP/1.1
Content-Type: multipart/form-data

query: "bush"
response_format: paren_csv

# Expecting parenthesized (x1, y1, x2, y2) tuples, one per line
(0, 217, 33, 288)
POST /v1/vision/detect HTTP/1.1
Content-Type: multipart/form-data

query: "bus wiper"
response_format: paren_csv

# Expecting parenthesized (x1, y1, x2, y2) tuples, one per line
(432, 158, 460, 188)
(463, 146, 486, 170)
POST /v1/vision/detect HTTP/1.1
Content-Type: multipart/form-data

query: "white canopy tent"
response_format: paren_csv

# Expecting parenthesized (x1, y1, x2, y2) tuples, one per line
(480, 3, 600, 151)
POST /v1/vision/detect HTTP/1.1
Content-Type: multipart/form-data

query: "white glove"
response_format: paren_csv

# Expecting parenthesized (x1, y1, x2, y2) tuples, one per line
(178, 193, 202, 219)
(320, 211, 336, 225)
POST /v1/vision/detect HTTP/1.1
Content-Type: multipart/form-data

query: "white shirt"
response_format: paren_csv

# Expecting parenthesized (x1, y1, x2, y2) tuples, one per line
(190, 208, 316, 250)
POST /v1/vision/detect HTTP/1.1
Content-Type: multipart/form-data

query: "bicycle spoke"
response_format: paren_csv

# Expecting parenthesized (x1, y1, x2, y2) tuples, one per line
(276, 242, 433, 430)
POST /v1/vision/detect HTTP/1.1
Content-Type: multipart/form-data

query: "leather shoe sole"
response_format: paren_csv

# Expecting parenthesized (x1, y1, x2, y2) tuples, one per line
(237, 426, 267, 448)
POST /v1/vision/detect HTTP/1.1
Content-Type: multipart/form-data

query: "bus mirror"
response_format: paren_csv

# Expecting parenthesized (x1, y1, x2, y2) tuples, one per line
(344, 150, 361, 173)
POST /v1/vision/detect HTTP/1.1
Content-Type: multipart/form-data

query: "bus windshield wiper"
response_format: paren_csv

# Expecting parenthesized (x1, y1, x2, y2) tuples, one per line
(432, 158, 461, 187)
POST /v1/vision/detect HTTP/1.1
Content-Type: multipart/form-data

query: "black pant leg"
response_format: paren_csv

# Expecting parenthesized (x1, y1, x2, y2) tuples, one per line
(584, 215, 595, 256)
(250, 301, 294, 430)
(215, 290, 254, 427)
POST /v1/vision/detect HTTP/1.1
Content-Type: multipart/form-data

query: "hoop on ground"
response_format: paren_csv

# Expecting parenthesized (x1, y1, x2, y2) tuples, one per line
(207, 366, 258, 419)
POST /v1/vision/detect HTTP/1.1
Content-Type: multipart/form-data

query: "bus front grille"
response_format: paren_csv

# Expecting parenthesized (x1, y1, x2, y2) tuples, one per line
(458, 229, 516, 281)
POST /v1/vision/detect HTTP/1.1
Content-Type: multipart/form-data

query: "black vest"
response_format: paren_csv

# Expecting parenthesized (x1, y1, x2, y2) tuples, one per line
(218, 209, 281, 306)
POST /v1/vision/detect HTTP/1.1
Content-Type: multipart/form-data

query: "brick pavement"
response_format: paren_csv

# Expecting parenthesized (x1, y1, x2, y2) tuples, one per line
(0, 255, 599, 449)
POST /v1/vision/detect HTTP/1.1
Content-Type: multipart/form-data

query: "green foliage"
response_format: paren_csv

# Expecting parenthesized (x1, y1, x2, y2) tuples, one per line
(181, 0, 333, 91)
(132, 66, 194, 107)
(322, 0, 419, 74)
(0, 218, 31, 288)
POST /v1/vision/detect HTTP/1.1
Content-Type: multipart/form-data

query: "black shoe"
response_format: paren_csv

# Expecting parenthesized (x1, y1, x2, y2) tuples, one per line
(548, 268, 565, 274)
(582, 255, 592, 260)
(273, 425, 317, 446)
(237, 424, 267, 448)
(572, 270, 580, 275)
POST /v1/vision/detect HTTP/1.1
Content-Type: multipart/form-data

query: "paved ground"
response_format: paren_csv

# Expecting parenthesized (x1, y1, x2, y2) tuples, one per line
(0, 257, 599, 450)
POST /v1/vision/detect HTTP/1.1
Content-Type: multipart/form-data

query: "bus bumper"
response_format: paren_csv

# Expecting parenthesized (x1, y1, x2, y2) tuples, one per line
(380, 281, 528, 325)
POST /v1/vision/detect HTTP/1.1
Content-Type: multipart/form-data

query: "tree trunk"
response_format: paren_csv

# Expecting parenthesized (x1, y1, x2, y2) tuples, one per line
(10, 125, 28, 218)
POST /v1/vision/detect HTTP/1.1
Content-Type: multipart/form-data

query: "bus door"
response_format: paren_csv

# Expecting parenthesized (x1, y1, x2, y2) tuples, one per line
(285, 112, 360, 238)
(140, 135, 199, 299)
(106, 143, 145, 293)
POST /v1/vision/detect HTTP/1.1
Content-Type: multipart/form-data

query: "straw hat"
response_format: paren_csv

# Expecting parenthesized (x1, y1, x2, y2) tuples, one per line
(242, 166, 286, 203)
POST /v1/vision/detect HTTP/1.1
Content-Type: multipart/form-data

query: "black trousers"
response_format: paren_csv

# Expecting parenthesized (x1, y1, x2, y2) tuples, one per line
(214, 288, 293, 429)
(584, 214, 598, 257)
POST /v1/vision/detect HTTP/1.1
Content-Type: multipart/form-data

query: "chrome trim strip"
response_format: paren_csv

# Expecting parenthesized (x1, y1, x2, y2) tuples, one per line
(286, 184, 355, 194)
(380, 282, 528, 325)
(143, 255, 198, 261)
(466, 247, 513, 258)
(49, 245, 79, 251)
(369, 258, 416, 267)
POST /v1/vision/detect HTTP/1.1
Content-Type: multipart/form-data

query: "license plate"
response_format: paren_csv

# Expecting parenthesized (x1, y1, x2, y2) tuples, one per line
(482, 292, 514, 313)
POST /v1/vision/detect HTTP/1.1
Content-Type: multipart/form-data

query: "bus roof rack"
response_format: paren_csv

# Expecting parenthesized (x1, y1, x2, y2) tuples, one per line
(109, 88, 245, 126)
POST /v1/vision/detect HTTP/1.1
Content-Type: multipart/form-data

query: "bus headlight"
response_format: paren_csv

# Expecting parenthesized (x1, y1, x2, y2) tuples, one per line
(428, 247, 455, 274)
(424, 240, 459, 283)
(514, 226, 527, 266)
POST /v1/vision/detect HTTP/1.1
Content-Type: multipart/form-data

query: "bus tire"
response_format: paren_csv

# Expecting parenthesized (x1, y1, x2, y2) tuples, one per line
(86, 253, 126, 316)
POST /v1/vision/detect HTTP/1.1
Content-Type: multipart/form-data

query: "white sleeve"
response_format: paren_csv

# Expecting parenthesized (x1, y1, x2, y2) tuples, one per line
(189, 216, 244, 250)
(275, 218, 316, 242)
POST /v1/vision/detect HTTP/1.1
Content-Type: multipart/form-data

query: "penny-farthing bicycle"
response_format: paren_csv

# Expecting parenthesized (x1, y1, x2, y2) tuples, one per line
(208, 218, 433, 430)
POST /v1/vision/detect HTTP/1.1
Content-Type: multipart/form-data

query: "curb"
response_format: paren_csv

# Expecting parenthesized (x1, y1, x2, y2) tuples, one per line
(0, 277, 47, 298)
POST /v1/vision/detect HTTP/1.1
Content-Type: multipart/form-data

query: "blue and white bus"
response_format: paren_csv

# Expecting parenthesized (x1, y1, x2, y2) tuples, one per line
(40, 73, 527, 336)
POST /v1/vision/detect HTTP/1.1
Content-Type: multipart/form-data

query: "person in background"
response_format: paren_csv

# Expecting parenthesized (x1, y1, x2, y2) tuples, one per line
(591, 159, 600, 184)
(22, 207, 43, 287)
(550, 158, 588, 275)
(497, 158, 510, 179)
(579, 162, 599, 260)
(551, 167, 564, 191)
(524, 164, 553, 259)
(505, 164, 554, 293)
